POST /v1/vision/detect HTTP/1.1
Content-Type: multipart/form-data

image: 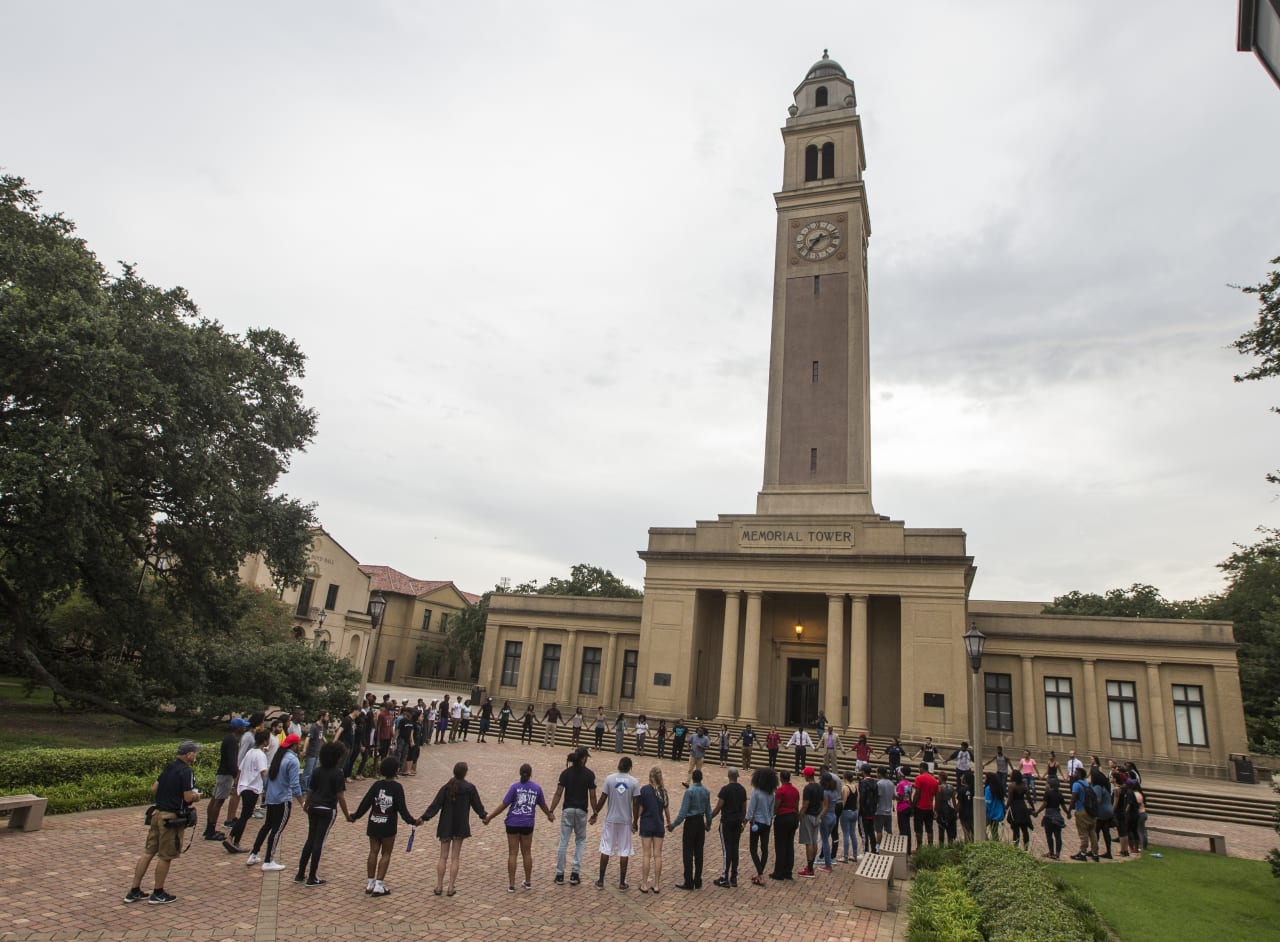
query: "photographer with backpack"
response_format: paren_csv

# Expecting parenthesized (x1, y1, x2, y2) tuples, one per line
(1068, 766, 1100, 861)
(124, 741, 203, 905)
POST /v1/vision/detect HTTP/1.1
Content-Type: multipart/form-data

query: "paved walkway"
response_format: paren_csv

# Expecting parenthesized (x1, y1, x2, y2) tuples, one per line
(0, 737, 907, 942)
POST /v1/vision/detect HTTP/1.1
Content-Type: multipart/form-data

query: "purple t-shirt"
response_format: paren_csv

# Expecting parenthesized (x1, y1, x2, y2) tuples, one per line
(502, 781, 545, 828)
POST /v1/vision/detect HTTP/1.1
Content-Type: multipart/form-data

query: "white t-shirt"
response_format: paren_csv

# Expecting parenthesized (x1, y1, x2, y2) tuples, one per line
(635, 722, 649, 737)
(238, 747, 269, 795)
(601, 772, 639, 826)
(450, 702, 463, 720)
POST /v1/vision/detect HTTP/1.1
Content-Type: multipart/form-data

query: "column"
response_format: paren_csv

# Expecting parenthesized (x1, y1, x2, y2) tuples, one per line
(717, 591, 743, 719)
(1020, 656, 1036, 748)
(1081, 658, 1101, 750)
(561, 631, 580, 705)
(848, 594, 868, 732)
(602, 632, 619, 710)
(825, 593, 846, 727)
(740, 592, 763, 723)
(1146, 663, 1169, 758)
(519, 628, 541, 703)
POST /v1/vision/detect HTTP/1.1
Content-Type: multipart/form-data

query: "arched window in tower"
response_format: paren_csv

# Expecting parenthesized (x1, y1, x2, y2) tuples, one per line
(804, 144, 819, 182)
(821, 142, 835, 179)
(815, 86, 828, 107)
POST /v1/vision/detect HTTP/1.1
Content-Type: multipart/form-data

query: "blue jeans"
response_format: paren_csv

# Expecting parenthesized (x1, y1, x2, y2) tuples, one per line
(820, 812, 837, 866)
(301, 756, 318, 792)
(839, 810, 859, 859)
(556, 807, 588, 876)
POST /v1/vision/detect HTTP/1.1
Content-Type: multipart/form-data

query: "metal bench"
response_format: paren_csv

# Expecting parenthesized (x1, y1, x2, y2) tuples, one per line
(0, 794, 47, 832)
(877, 832, 910, 879)
(1146, 824, 1227, 856)
(853, 852, 894, 911)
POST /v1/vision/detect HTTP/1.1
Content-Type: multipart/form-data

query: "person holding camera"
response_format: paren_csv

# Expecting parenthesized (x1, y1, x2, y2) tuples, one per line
(125, 740, 203, 905)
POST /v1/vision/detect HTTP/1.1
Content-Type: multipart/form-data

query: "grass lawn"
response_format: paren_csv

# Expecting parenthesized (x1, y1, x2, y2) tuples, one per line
(0, 675, 222, 750)
(1053, 846, 1280, 941)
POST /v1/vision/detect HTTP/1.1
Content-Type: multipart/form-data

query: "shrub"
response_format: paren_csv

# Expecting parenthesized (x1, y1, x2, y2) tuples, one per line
(0, 743, 217, 814)
(908, 865, 982, 942)
(912, 842, 965, 872)
(962, 841, 1107, 942)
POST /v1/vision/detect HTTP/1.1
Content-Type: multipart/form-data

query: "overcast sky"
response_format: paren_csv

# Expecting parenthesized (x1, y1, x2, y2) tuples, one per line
(7, 2, 1280, 604)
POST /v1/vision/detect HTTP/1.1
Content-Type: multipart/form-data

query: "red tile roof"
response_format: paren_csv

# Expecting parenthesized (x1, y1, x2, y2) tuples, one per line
(358, 565, 479, 605)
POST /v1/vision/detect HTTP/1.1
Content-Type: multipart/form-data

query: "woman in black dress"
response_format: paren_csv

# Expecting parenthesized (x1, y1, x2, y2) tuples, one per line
(420, 761, 488, 897)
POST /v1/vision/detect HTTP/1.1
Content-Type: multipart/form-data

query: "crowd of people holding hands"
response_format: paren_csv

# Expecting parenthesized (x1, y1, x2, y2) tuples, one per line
(126, 692, 1152, 905)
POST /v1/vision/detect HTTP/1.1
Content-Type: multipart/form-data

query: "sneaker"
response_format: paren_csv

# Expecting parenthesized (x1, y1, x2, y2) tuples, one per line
(554, 873, 565, 885)
(262, 862, 285, 872)
(508, 885, 516, 893)
(293, 874, 306, 884)
(594, 877, 604, 889)
(246, 853, 262, 866)
(797, 867, 814, 877)
(223, 840, 244, 854)
(1099, 852, 1113, 859)
(252, 809, 265, 819)
(569, 872, 581, 885)
(1069, 853, 1088, 861)
(372, 886, 391, 897)
(305, 879, 327, 887)
(712, 877, 730, 888)
(618, 880, 628, 889)
(203, 831, 226, 841)
(1089, 854, 1100, 862)
(148, 890, 177, 905)
(123, 888, 148, 904)
(818, 865, 833, 872)
(522, 881, 532, 889)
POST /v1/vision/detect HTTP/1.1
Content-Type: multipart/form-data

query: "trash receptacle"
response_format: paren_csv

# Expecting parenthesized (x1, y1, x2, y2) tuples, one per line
(471, 685, 485, 706)
(1230, 753, 1256, 784)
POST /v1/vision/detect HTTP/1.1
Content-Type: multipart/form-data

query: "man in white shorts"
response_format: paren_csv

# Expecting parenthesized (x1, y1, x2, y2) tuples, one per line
(590, 756, 640, 889)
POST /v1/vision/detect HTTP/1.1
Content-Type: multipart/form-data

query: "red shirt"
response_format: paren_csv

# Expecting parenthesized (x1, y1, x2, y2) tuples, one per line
(766, 731, 781, 749)
(912, 772, 940, 811)
(774, 782, 800, 816)
(376, 710, 394, 739)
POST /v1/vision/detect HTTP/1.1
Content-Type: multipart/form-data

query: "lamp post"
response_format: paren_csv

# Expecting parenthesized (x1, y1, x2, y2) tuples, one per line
(314, 608, 326, 648)
(361, 591, 388, 698)
(963, 621, 986, 841)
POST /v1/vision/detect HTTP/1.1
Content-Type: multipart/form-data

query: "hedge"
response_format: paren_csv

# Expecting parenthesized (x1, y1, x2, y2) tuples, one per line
(908, 865, 983, 942)
(0, 743, 217, 814)
(961, 842, 1108, 942)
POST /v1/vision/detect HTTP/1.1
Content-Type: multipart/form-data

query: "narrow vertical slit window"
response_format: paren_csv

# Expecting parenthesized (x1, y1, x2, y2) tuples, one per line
(812, 360, 819, 383)
(804, 144, 819, 182)
(809, 448, 818, 473)
(814, 274, 820, 296)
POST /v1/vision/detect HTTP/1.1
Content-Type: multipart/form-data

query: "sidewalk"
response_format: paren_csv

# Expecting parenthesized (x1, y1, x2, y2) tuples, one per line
(0, 738, 908, 942)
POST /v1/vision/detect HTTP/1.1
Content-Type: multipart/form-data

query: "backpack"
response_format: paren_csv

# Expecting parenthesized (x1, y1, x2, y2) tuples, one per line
(1080, 781, 1100, 816)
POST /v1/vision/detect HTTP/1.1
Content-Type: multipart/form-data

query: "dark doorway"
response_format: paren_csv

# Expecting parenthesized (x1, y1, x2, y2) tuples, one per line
(786, 658, 820, 728)
(383, 659, 396, 684)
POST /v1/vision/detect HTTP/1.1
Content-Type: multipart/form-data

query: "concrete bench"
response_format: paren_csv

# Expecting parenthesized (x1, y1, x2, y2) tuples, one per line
(0, 794, 47, 832)
(877, 832, 910, 879)
(1147, 824, 1227, 856)
(853, 852, 894, 911)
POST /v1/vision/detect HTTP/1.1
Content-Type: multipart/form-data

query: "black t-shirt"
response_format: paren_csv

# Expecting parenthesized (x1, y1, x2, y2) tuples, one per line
(308, 766, 346, 810)
(217, 733, 239, 777)
(339, 715, 356, 746)
(801, 781, 825, 817)
(155, 760, 194, 812)
(717, 782, 748, 824)
(558, 764, 597, 811)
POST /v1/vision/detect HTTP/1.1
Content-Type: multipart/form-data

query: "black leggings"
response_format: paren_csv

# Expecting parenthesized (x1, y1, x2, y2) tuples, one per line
(860, 815, 878, 855)
(749, 822, 771, 875)
(251, 801, 292, 861)
(228, 790, 260, 844)
(297, 807, 338, 880)
(1009, 819, 1031, 845)
(897, 808, 913, 854)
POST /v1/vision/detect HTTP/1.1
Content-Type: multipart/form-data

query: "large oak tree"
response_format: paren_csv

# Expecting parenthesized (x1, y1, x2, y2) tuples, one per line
(0, 175, 327, 722)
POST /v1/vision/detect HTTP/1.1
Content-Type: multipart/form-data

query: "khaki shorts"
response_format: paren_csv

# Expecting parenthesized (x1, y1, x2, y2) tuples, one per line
(144, 813, 184, 860)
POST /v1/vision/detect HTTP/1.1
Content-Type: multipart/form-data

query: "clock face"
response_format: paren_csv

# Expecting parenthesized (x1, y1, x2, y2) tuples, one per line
(794, 220, 843, 261)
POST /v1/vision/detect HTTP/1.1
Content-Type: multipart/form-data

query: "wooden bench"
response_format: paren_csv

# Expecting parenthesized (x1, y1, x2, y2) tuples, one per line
(1146, 824, 1227, 856)
(854, 852, 894, 911)
(877, 832, 910, 879)
(0, 794, 47, 832)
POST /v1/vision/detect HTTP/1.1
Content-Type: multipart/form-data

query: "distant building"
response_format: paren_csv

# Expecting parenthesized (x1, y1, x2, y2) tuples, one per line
(239, 527, 478, 686)
(477, 53, 1248, 777)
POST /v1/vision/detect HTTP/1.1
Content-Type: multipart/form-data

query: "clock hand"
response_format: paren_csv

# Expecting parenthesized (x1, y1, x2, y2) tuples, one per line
(808, 232, 827, 249)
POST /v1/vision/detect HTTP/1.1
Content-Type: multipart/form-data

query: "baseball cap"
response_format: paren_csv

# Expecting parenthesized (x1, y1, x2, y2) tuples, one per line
(802, 765, 815, 777)
(280, 733, 302, 749)
(230, 717, 250, 730)
(177, 740, 203, 756)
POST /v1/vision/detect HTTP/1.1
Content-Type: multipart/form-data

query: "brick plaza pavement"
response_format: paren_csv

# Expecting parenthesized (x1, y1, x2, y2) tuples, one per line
(0, 737, 906, 942)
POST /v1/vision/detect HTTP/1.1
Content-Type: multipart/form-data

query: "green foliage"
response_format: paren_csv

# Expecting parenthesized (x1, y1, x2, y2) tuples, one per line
(1232, 255, 1280, 483)
(0, 175, 317, 723)
(907, 866, 982, 942)
(1042, 583, 1202, 619)
(0, 743, 219, 814)
(440, 597, 487, 680)
(961, 842, 1107, 942)
(911, 842, 966, 873)
(508, 563, 642, 598)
